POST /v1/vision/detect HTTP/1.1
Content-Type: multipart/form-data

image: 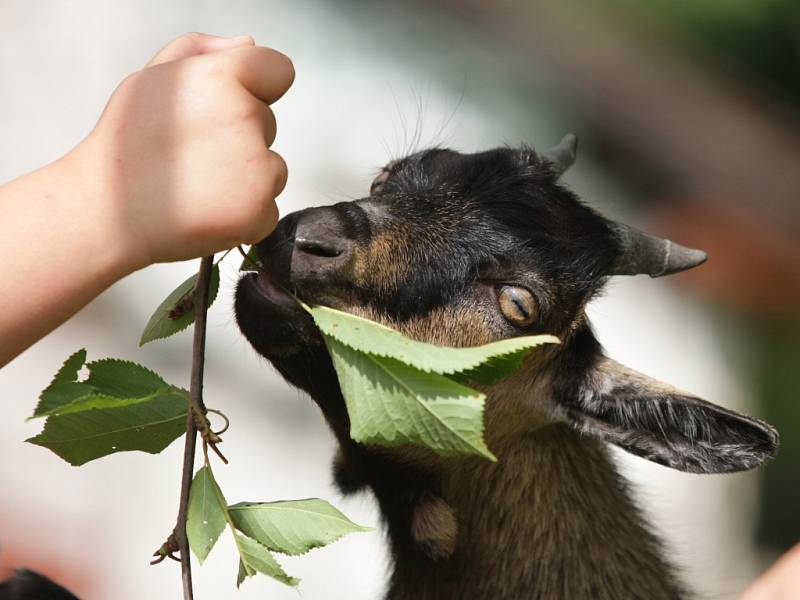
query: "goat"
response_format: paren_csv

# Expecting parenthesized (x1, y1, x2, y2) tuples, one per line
(234, 135, 779, 600)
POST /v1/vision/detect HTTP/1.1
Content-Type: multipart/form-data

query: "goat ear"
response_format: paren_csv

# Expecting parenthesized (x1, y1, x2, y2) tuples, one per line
(561, 358, 778, 473)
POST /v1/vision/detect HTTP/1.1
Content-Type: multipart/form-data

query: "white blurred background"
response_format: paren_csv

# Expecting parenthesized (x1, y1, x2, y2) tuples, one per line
(1, 1, 789, 598)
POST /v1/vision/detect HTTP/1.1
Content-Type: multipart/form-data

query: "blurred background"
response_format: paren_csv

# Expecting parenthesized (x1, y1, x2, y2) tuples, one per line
(1, 0, 798, 598)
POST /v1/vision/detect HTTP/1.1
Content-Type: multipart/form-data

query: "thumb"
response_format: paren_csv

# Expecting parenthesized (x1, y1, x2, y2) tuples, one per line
(146, 32, 255, 67)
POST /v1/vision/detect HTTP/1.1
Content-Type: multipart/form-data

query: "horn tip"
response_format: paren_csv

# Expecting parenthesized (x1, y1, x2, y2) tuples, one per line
(657, 244, 708, 277)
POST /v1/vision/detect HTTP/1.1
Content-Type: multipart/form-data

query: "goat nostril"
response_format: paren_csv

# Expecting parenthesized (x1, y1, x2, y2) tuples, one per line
(295, 237, 344, 258)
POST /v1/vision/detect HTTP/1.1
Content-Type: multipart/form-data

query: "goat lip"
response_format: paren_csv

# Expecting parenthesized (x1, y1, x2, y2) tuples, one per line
(254, 271, 300, 309)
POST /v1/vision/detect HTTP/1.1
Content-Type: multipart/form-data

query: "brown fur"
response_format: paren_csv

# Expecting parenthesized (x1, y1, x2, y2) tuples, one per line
(410, 494, 459, 560)
(388, 424, 681, 600)
(234, 145, 776, 600)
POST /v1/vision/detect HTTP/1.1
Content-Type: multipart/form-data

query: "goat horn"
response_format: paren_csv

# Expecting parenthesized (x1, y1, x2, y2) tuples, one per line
(542, 133, 578, 178)
(610, 222, 708, 277)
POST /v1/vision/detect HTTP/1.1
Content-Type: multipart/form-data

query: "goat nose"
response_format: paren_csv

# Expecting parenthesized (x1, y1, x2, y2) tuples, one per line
(291, 207, 353, 278)
(295, 237, 345, 258)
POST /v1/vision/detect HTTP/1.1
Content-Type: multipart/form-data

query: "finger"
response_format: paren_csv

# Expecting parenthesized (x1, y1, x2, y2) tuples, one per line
(223, 46, 295, 105)
(259, 104, 278, 148)
(146, 32, 254, 67)
(266, 149, 289, 199)
(243, 149, 287, 244)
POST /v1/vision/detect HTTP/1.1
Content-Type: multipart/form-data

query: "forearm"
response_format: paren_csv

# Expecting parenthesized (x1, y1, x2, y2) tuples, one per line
(0, 34, 292, 367)
(0, 150, 138, 366)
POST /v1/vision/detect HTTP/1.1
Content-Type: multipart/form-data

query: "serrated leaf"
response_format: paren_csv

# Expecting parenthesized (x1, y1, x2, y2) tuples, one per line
(450, 351, 535, 386)
(39, 392, 180, 417)
(139, 265, 220, 346)
(187, 466, 227, 563)
(311, 305, 558, 376)
(228, 498, 370, 556)
(31, 349, 90, 418)
(325, 337, 496, 460)
(239, 245, 263, 271)
(26, 392, 188, 465)
(235, 534, 298, 588)
(83, 358, 169, 397)
(30, 354, 184, 419)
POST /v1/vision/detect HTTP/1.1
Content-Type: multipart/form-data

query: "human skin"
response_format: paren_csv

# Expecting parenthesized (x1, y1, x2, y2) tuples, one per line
(740, 543, 800, 600)
(0, 33, 294, 367)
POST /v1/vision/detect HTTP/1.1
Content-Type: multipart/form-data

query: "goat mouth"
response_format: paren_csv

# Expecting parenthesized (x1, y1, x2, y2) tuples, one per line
(253, 270, 300, 310)
(234, 270, 320, 361)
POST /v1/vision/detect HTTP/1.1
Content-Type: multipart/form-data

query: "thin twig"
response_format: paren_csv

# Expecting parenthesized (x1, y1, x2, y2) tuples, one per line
(176, 255, 215, 600)
(207, 408, 230, 435)
(237, 244, 265, 273)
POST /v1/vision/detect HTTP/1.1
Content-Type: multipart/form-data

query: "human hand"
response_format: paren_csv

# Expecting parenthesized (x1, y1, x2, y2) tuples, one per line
(741, 543, 800, 600)
(68, 32, 294, 269)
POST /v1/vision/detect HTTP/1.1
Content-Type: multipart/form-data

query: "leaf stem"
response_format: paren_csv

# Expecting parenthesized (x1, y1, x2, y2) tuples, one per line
(176, 255, 215, 600)
(237, 244, 264, 272)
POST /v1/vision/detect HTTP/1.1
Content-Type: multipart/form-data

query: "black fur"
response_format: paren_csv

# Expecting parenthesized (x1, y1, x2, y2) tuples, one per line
(234, 143, 778, 599)
(0, 569, 78, 600)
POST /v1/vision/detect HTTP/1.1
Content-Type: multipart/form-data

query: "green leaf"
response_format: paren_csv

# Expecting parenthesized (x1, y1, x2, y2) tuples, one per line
(30, 354, 183, 419)
(38, 392, 178, 417)
(325, 337, 496, 460)
(182, 463, 300, 587)
(311, 305, 558, 376)
(139, 265, 220, 346)
(235, 534, 298, 588)
(27, 392, 188, 466)
(450, 351, 538, 386)
(30, 349, 90, 418)
(239, 245, 263, 271)
(83, 358, 169, 397)
(228, 498, 371, 556)
(187, 466, 228, 563)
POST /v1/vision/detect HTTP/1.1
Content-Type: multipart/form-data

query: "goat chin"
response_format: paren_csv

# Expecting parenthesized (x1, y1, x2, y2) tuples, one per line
(0, 569, 79, 600)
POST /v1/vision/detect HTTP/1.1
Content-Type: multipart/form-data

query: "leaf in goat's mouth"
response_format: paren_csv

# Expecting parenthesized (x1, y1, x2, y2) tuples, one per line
(307, 305, 559, 461)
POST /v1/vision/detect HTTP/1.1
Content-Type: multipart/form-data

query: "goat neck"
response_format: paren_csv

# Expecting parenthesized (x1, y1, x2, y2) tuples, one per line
(380, 422, 686, 600)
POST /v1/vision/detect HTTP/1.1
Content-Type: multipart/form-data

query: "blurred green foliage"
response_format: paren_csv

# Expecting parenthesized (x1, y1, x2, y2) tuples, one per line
(756, 324, 800, 550)
(601, 0, 800, 552)
(607, 0, 800, 105)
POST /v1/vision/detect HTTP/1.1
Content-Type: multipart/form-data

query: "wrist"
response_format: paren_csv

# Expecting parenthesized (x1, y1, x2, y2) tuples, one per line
(60, 137, 150, 277)
(0, 147, 145, 363)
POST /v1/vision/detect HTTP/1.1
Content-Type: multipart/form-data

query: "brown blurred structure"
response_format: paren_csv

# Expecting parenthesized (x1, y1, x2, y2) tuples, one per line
(376, 0, 800, 552)
(437, 0, 800, 318)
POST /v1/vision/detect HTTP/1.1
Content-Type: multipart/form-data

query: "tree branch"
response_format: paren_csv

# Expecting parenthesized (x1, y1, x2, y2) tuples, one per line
(176, 255, 215, 600)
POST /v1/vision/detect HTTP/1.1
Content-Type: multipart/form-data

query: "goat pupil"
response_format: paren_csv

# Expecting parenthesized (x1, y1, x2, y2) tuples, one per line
(496, 285, 535, 326)
(512, 296, 529, 318)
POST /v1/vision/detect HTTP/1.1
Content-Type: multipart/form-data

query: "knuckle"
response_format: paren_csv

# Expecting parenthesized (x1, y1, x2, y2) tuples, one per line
(238, 98, 266, 123)
(232, 150, 285, 243)
(262, 47, 295, 86)
(263, 105, 277, 129)
(280, 54, 296, 85)
(243, 204, 279, 244)
(267, 151, 288, 195)
(244, 155, 276, 199)
(262, 107, 278, 145)
(178, 31, 206, 52)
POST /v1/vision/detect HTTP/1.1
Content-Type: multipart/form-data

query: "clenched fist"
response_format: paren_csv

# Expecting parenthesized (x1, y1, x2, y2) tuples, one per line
(74, 32, 294, 267)
(0, 33, 295, 365)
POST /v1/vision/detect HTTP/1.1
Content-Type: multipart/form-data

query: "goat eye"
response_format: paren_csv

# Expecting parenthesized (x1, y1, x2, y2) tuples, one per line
(496, 285, 537, 327)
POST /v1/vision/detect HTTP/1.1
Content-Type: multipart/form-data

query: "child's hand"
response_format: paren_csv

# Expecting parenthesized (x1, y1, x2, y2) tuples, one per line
(71, 32, 294, 268)
(0, 33, 294, 365)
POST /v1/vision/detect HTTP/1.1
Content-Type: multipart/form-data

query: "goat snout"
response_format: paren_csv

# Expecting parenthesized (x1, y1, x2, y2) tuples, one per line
(291, 206, 356, 279)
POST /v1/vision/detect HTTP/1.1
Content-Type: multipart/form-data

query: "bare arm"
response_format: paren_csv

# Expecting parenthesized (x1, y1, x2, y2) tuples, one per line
(0, 33, 294, 366)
